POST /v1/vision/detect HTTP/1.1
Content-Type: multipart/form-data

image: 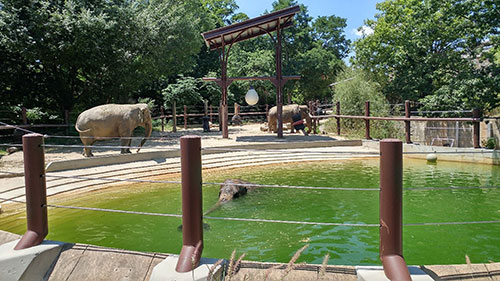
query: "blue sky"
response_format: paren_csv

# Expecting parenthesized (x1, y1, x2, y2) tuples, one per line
(234, 0, 381, 42)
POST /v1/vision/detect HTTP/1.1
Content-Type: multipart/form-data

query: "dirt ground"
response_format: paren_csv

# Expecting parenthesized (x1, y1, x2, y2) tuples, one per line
(0, 122, 335, 174)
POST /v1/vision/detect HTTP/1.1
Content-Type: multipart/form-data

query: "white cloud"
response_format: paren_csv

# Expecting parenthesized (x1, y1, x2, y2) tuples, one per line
(353, 25, 374, 37)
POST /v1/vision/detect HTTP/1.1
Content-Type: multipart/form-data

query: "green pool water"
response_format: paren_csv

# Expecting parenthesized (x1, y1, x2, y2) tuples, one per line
(1, 158, 499, 265)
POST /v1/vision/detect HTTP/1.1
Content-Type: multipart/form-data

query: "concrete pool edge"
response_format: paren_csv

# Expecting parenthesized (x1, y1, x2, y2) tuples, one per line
(1, 230, 500, 281)
(363, 140, 500, 165)
(45, 139, 362, 172)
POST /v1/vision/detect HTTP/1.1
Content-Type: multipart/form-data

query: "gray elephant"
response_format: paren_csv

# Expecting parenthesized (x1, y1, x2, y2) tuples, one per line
(75, 103, 152, 157)
(267, 104, 312, 134)
(203, 179, 257, 216)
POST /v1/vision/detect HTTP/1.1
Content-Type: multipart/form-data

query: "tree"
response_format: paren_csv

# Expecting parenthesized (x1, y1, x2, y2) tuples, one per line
(0, 0, 205, 116)
(353, 0, 500, 112)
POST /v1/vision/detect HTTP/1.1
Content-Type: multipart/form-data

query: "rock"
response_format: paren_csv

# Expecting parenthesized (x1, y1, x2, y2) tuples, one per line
(6, 147, 19, 154)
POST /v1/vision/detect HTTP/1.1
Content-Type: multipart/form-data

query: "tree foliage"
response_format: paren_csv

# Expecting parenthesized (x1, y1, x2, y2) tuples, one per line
(353, 0, 500, 112)
(0, 0, 204, 115)
(0, 0, 351, 119)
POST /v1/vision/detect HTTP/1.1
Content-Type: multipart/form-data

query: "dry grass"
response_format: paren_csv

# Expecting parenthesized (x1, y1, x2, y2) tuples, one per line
(208, 245, 334, 281)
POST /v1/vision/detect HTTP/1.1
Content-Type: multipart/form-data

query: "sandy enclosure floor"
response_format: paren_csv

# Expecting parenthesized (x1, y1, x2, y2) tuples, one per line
(0, 123, 339, 174)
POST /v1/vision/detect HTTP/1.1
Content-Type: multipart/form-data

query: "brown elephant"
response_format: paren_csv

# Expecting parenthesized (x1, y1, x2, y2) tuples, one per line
(267, 104, 312, 134)
(75, 103, 152, 157)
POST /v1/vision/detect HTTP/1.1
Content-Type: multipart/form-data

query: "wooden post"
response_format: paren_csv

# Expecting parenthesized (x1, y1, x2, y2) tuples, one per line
(64, 110, 69, 124)
(184, 105, 188, 130)
(160, 106, 165, 132)
(209, 105, 213, 123)
(15, 134, 48, 250)
(172, 101, 177, 133)
(265, 104, 269, 121)
(204, 100, 208, 117)
(405, 100, 411, 144)
(176, 135, 203, 272)
(365, 101, 371, 140)
(336, 102, 341, 136)
(379, 139, 411, 281)
(473, 108, 480, 148)
(22, 107, 27, 125)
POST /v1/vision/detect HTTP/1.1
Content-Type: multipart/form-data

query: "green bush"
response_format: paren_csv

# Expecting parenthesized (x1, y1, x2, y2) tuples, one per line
(482, 137, 497, 149)
(325, 68, 402, 140)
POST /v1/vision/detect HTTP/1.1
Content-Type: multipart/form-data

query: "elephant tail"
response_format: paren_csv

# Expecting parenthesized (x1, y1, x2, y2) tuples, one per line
(74, 123, 91, 134)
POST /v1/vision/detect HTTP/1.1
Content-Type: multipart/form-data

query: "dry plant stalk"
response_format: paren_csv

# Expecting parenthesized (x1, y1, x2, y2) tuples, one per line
(280, 244, 310, 280)
(226, 249, 237, 281)
(319, 253, 330, 278)
(207, 259, 224, 281)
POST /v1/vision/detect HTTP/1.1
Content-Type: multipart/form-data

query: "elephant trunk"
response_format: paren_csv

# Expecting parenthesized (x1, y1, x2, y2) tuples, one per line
(137, 120, 152, 153)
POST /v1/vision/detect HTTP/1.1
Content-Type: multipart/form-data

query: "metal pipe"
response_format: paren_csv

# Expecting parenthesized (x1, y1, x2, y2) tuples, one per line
(405, 101, 412, 144)
(379, 139, 411, 281)
(365, 101, 371, 140)
(176, 136, 203, 272)
(14, 133, 48, 250)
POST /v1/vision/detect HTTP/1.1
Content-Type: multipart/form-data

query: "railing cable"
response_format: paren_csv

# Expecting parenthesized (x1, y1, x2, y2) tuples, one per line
(0, 121, 37, 134)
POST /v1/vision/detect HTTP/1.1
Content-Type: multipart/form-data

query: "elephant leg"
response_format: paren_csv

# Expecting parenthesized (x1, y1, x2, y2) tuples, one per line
(120, 137, 132, 154)
(81, 137, 94, 157)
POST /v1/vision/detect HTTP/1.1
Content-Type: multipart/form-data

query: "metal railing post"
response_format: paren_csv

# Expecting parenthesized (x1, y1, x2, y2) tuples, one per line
(365, 101, 371, 140)
(172, 101, 177, 133)
(15, 133, 48, 250)
(176, 135, 203, 272)
(22, 107, 28, 125)
(336, 102, 340, 136)
(379, 139, 411, 281)
(405, 100, 412, 144)
(473, 108, 480, 148)
(184, 105, 188, 130)
(160, 106, 165, 132)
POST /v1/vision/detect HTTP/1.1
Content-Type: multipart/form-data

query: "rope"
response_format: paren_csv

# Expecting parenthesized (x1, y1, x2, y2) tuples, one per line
(42, 144, 177, 150)
(0, 121, 37, 134)
(44, 135, 179, 141)
(44, 204, 183, 218)
(405, 186, 500, 191)
(202, 147, 380, 155)
(5, 171, 499, 192)
(203, 216, 379, 227)
(0, 197, 25, 204)
(4, 197, 500, 227)
(44, 174, 182, 185)
(202, 181, 379, 191)
(404, 220, 500, 226)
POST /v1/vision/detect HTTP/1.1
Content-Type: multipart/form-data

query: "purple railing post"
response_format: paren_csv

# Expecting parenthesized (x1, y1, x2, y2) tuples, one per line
(176, 135, 203, 272)
(365, 101, 371, 140)
(473, 108, 480, 148)
(379, 139, 411, 281)
(14, 133, 48, 250)
(336, 102, 340, 136)
(405, 101, 412, 144)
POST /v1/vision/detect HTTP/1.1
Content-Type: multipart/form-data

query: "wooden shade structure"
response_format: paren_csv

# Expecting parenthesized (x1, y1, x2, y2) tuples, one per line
(201, 5, 301, 138)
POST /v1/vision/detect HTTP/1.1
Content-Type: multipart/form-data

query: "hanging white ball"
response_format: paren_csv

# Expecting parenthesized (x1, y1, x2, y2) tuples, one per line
(245, 88, 259, 105)
(426, 153, 438, 163)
